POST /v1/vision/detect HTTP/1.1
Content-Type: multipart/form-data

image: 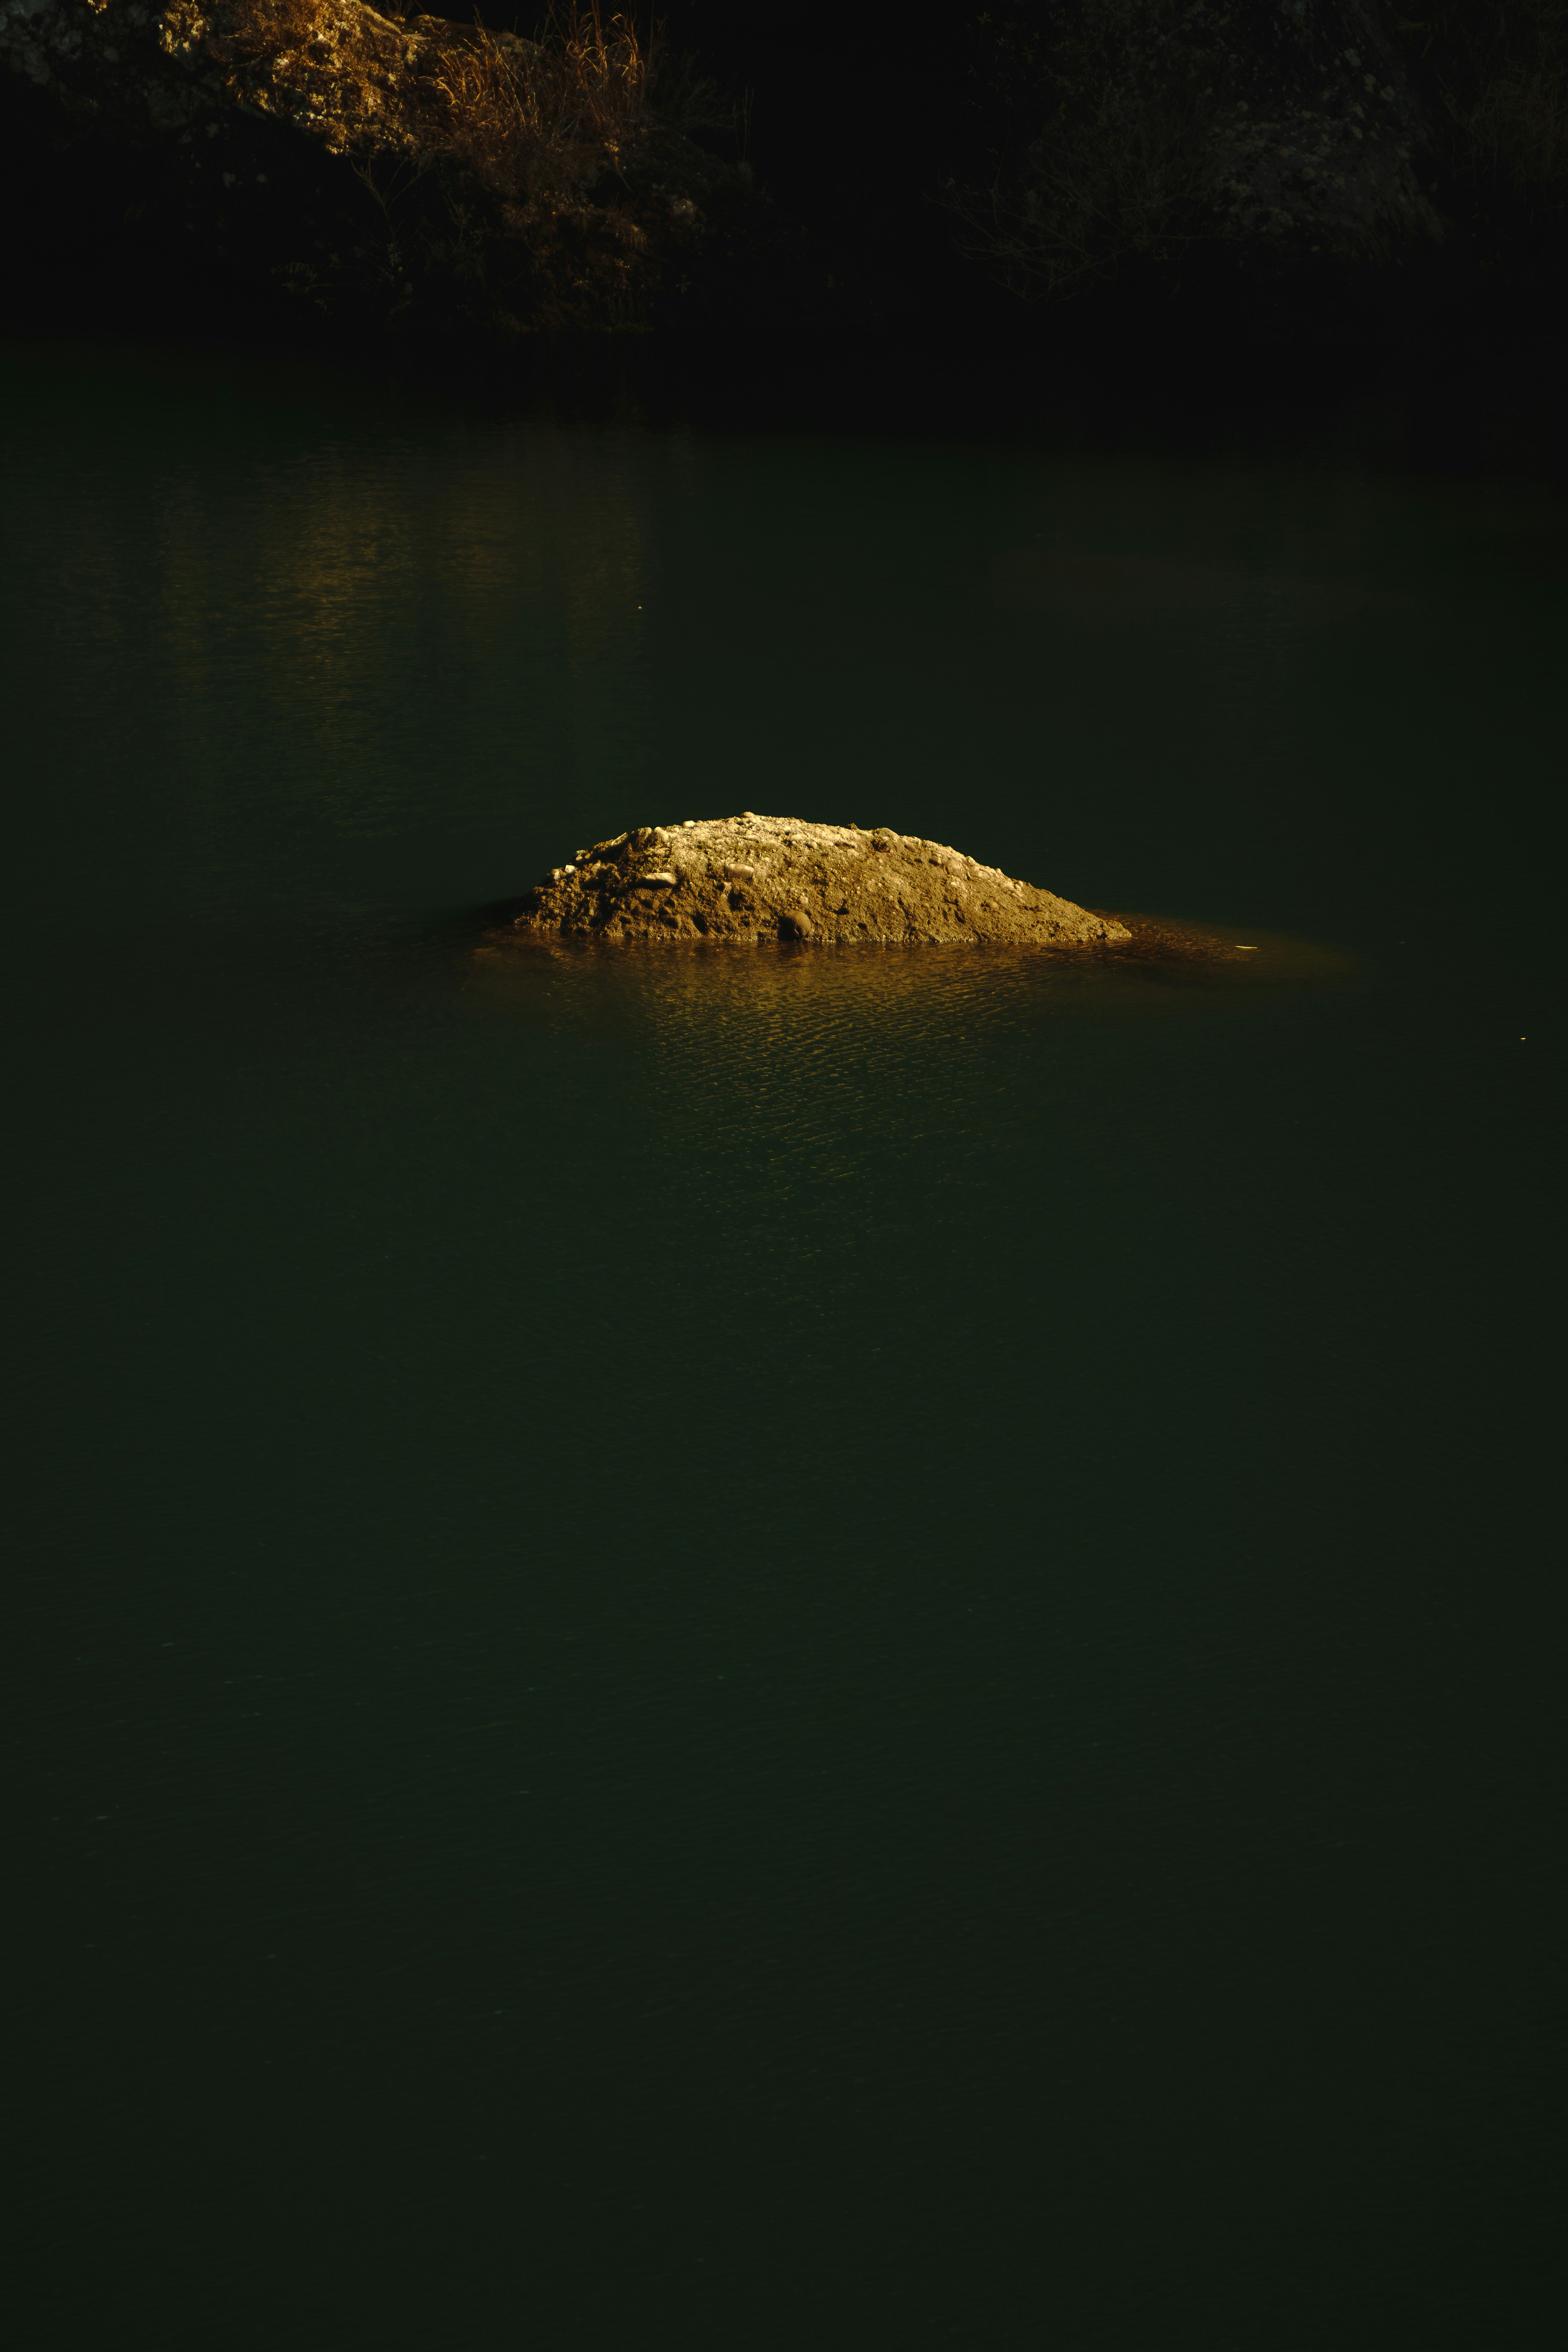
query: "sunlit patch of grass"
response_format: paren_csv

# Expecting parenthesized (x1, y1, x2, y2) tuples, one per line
(190, 0, 652, 204)
(431, 5, 650, 200)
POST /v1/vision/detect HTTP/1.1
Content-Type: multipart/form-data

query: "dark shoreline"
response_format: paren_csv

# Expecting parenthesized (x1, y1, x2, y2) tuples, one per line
(6, 1, 1567, 469)
(8, 314, 1568, 489)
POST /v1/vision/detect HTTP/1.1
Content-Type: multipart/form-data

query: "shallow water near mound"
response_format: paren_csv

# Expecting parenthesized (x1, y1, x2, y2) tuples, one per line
(2, 340, 1561, 2350)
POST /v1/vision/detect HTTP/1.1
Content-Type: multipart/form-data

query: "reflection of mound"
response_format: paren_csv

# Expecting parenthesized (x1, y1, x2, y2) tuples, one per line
(503, 814, 1130, 948)
(470, 917, 1356, 1054)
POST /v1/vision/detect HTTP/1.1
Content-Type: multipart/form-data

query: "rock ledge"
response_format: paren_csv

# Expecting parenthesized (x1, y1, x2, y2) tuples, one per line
(509, 815, 1132, 948)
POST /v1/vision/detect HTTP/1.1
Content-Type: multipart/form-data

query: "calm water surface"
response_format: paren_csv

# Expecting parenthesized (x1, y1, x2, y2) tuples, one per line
(3, 343, 1562, 2348)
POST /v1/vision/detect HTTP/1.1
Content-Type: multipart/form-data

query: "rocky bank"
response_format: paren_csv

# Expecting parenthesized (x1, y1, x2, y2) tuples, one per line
(508, 815, 1133, 949)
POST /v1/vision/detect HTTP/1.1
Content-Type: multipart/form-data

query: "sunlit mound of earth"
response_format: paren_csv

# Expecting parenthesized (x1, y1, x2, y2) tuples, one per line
(501, 814, 1130, 949)
(482, 815, 1354, 996)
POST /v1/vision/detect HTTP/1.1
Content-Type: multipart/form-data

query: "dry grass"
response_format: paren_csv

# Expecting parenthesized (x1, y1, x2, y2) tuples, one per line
(433, 7, 650, 199)
(942, 89, 1223, 301)
(1410, 0, 1568, 199)
(1468, 69, 1568, 191)
(186, 0, 652, 200)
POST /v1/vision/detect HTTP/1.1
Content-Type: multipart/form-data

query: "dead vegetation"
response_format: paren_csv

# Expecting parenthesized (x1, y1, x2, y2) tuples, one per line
(1442, 0, 1568, 203)
(942, 83, 1226, 302)
(1466, 66, 1568, 189)
(938, 2, 1568, 306)
(166, 0, 657, 203)
(432, 9, 649, 198)
(16, 0, 1561, 352)
(937, 3, 1439, 302)
(0, 0, 755, 335)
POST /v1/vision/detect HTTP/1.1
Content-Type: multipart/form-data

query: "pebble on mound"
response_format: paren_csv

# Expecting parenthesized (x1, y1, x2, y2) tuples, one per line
(510, 815, 1132, 948)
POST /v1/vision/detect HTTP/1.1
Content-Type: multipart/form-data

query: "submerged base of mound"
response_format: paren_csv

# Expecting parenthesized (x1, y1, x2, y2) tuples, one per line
(508, 815, 1133, 948)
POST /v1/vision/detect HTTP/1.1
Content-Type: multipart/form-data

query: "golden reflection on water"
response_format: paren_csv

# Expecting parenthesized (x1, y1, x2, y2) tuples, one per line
(463, 929, 1359, 1241)
(468, 921, 1359, 1060)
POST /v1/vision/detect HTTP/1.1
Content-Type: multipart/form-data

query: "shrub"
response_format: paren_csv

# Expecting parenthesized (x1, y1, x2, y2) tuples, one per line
(939, 2, 1438, 301)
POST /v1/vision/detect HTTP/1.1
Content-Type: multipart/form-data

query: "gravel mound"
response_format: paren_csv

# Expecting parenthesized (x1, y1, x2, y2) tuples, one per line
(509, 815, 1132, 948)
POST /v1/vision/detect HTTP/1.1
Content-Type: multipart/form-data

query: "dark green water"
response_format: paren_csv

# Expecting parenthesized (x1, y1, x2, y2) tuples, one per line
(4, 342, 1562, 2349)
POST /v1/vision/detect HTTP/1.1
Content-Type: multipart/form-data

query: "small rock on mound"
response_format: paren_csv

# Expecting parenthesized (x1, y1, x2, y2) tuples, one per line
(510, 816, 1131, 948)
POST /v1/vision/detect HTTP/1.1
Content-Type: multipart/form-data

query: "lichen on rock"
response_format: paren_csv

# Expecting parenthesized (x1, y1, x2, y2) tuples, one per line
(508, 814, 1132, 948)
